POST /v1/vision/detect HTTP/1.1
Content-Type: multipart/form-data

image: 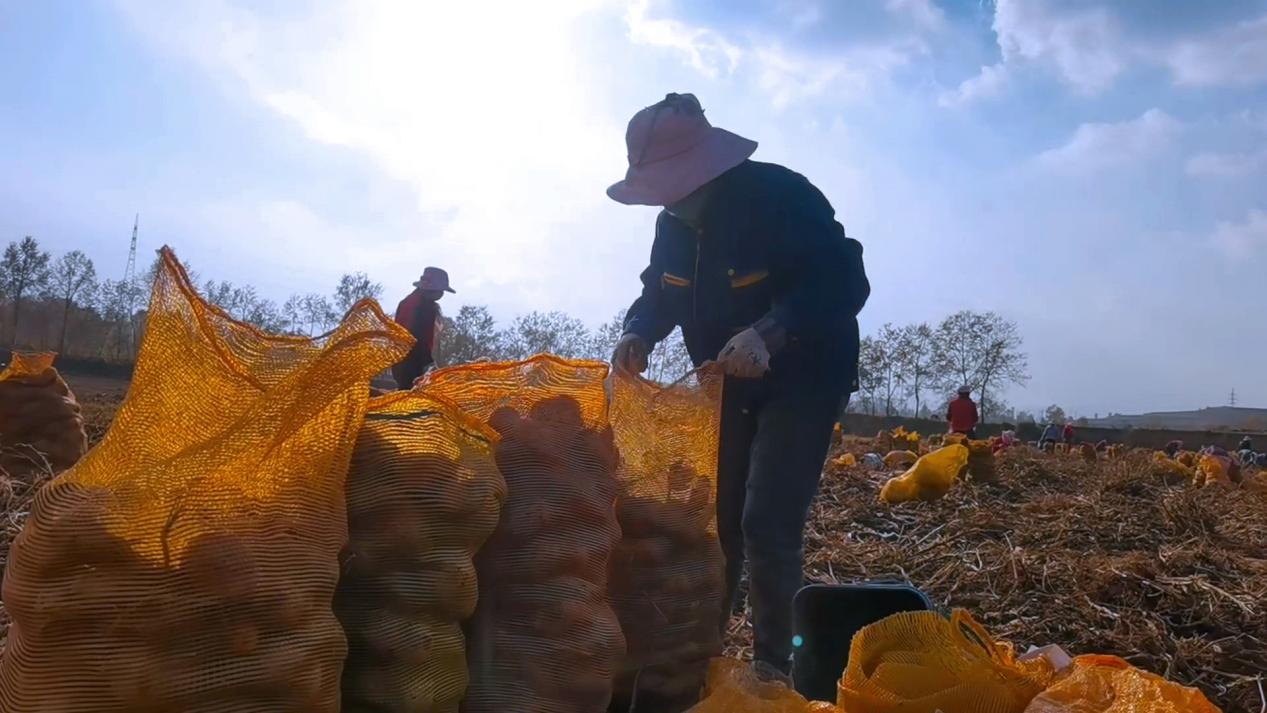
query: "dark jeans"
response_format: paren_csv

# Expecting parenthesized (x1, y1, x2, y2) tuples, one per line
(716, 376, 846, 672)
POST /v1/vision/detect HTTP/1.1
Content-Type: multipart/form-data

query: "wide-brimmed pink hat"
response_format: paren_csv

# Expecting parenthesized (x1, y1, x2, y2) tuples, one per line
(413, 266, 455, 293)
(607, 93, 757, 207)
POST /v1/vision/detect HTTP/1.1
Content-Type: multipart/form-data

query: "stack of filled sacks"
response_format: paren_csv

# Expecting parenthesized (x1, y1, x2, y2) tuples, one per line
(0, 248, 412, 713)
(423, 356, 625, 713)
(0, 351, 87, 475)
(607, 372, 725, 712)
(335, 390, 507, 713)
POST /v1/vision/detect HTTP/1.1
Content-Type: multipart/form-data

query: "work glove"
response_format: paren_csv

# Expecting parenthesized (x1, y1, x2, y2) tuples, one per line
(716, 328, 770, 379)
(612, 333, 650, 374)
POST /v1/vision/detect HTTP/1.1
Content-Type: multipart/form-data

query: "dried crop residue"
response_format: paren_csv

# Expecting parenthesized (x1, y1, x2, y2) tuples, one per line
(726, 446, 1267, 712)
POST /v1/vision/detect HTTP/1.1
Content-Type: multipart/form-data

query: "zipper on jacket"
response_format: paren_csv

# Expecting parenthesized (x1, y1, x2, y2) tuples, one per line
(691, 228, 702, 324)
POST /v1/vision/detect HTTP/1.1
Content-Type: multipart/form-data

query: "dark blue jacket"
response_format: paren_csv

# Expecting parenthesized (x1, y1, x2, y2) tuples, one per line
(624, 160, 869, 391)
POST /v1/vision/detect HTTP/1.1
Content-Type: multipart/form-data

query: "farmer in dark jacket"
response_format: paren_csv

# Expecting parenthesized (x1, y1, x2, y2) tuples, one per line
(391, 267, 453, 389)
(607, 93, 870, 680)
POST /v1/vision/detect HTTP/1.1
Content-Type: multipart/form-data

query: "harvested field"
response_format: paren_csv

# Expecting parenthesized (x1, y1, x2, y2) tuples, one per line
(726, 437, 1267, 712)
(3, 377, 1266, 710)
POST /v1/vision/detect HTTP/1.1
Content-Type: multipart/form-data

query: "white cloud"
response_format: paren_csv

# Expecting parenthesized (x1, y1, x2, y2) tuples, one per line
(885, 0, 945, 31)
(1036, 109, 1181, 173)
(624, 0, 923, 107)
(1210, 209, 1267, 258)
(994, 0, 1126, 94)
(115, 0, 627, 309)
(1167, 15, 1267, 88)
(624, 0, 740, 78)
(938, 62, 1008, 108)
(1186, 149, 1267, 178)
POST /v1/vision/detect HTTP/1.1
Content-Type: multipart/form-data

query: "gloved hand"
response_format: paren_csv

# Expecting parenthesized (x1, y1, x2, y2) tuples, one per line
(612, 333, 650, 374)
(716, 328, 770, 379)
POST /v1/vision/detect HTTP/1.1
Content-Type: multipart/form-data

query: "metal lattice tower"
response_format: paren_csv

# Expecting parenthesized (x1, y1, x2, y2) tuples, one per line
(123, 214, 139, 357)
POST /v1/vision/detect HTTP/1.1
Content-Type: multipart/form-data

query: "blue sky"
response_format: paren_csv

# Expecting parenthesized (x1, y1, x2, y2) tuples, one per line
(3, 0, 1265, 416)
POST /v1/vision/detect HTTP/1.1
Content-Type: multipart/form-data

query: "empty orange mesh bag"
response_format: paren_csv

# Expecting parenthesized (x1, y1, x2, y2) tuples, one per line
(0, 247, 411, 713)
(1022, 655, 1220, 713)
(0, 351, 87, 476)
(422, 355, 625, 713)
(837, 609, 1056, 713)
(335, 390, 507, 713)
(687, 658, 840, 713)
(879, 445, 969, 503)
(608, 372, 725, 713)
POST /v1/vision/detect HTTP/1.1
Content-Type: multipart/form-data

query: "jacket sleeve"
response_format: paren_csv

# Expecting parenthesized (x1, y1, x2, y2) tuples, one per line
(763, 177, 870, 343)
(622, 222, 677, 346)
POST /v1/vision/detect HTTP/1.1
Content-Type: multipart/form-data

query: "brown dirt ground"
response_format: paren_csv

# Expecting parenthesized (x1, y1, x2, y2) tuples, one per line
(3, 379, 1265, 711)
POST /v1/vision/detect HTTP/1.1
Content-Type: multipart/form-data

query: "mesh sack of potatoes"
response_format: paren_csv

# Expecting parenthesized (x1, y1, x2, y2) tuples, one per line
(965, 440, 997, 483)
(0, 247, 411, 713)
(607, 372, 725, 713)
(335, 390, 507, 713)
(0, 351, 87, 476)
(423, 355, 625, 713)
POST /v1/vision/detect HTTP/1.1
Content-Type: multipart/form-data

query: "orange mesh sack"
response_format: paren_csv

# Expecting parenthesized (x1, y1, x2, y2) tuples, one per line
(608, 372, 725, 712)
(0, 351, 87, 476)
(1194, 454, 1233, 487)
(1022, 655, 1219, 713)
(335, 390, 507, 713)
(0, 247, 411, 713)
(882, 450, 918, 468)
(966, 439, 997, 483)
(837, 609, 1056, 713)
(879, 445, 968, 503)
(423, 356, 625, 713)
(688, 658, 840, 713)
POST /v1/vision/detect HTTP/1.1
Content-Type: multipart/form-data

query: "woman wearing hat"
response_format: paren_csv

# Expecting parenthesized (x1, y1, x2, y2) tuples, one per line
(392, 267, 454, 389)
(608, 93, 870, 680)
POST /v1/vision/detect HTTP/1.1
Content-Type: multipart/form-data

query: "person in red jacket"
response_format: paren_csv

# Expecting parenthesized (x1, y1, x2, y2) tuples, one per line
(392, 267, 454, 389)
(946, 386, 979, 438)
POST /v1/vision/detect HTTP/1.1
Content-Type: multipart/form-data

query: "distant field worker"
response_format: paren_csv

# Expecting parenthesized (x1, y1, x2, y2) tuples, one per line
(392, 267, 454, 390)
(607, 92, 870, 680)
(1040, 423, 1061, 450)
(1062, 422, 1075, 445)
(946, 386, 979, 438)
(1164, 439, 1184, 458)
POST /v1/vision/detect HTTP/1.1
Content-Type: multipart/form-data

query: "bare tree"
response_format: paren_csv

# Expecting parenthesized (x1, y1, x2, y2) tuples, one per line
(434, 304, 504, 366)
(503, 310, 593, 360)
(935, 310, 1028, 422)
(1, 236, 52, 345)
(856, 335, 884, 416)
(895, 322, 941, 416)
(645, 328, 693, 383)
(300, 294, 337, 336)
(334, 272, 384, 314)
(1043, 404, 1067, 424)
(47, 250, 97, 353)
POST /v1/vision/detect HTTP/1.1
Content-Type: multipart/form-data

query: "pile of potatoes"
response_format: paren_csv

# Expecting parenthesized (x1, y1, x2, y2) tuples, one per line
(335, 398, 506, 713)
(463, 396, 625, 713)
(0, 356, 87, 475)
(0, 482, 346, 712)
(608, 461, 724, 713)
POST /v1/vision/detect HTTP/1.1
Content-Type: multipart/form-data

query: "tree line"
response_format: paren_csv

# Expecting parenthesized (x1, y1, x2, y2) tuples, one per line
(854, 311, 1028, 422)
(3, 236, 1028, 420)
